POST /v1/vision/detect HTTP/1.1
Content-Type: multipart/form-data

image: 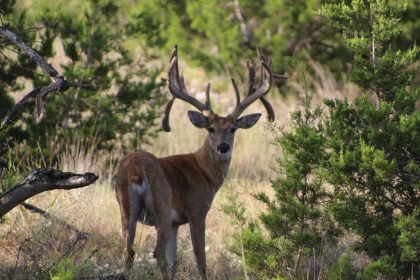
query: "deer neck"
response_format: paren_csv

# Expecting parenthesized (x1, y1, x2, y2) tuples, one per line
(194, 137, 231, 187)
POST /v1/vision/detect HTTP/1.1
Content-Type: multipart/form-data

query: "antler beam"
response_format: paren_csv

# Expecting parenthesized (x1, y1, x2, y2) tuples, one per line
(245, 59, 276, 121)
(230, 46, 274, 119)
(162, 46, 212, 132)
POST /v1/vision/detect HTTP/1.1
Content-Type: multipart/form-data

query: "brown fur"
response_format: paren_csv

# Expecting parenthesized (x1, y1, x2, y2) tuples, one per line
(116, 107, 266, 280)
(115, 105, 267, 279)
(116, 133, 231, 280)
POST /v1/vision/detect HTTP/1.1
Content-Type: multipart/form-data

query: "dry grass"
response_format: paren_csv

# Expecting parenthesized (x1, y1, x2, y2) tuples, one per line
(0, 61, 358, 279)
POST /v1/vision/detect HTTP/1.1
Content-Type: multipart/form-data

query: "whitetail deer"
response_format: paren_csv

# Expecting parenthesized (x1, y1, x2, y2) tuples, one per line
(116, 46, 283, 280)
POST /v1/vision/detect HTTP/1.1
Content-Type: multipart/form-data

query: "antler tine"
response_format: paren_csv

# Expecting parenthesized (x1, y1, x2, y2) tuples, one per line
(168, 57, 206, 110)
(252, 48, 275, 121)
(230, 47, 274, 120)
(179, 69, 189, 94)
(257, 47, 271, 87)
(162, 95, 175, 132)
(254, 59, 275, 121)
(230, 60, 273, 119)
(231, 78, 240, 108)
(247, 60, 256, 96)
(257, 47, 289, 81)
(163, 46, 208, 131)
(205, 83, 212, 112)
(260, 96, 275, 121)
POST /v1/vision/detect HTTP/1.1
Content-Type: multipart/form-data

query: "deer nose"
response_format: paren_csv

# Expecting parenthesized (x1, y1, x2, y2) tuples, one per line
(217, 143, 230, 154)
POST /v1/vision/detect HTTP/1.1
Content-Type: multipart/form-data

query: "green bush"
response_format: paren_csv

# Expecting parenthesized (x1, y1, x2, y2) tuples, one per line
(226, 91, 338, 279)
(328, 253, 358, 280)
(321, 0, 419, 277)
(50, 258, 77, 280)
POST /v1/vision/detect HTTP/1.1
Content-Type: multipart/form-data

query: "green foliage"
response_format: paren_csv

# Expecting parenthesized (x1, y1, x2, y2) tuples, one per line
(0, 0, 166, 172)
(357, 256, 397, 280)
(327, 253, 358, 280)
(398, 0, 420, 49)
(396, 207, 420, 264)
(50, 258, 77, 280)
(233, 221, 295, 279)
(227, 1, 419, 277)
(221, 191, 247, 227)
(97, 0, 417, 84)
(321, 0, 419, 276)
(257, 95, 330, 253)
(128, 0, 350, 82)
(1, 1, 55, 163)
(229, 92, 338, 278)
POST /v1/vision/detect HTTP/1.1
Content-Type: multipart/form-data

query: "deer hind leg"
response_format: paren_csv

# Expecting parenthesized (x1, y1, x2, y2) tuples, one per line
(116, 184, 142, 269)
(149, 174, 173, 280)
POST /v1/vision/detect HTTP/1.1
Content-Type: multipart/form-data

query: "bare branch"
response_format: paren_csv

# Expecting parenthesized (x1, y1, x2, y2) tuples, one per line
(1, 79, 69, 127)
(0, 24, 59, 78)
(0, 168, 98, 217)
(232, 0, 252, 43)
(0, 24, 70, 128)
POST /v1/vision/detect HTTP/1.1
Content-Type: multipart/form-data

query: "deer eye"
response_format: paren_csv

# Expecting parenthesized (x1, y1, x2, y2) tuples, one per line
(230, 127, 237, 133)
(207, 127, 215, 133)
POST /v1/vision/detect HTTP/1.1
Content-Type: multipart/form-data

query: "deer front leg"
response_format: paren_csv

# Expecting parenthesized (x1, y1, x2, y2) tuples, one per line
(168, 225, 179, 279)
(154, 225, 170, 279)
(189, 218, 208, 280)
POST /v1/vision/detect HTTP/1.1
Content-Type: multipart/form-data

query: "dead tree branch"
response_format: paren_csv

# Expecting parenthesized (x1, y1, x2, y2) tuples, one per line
(0, 168, 98, 217)
(232, 0, 252, 43)
(0, 24, 70, 127)
(0, 25, 98, 226)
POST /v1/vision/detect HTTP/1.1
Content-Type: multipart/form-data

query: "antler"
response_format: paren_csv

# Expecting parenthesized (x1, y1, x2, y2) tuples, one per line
(230, 46, 274, 120)
(162, 46, 212, 132)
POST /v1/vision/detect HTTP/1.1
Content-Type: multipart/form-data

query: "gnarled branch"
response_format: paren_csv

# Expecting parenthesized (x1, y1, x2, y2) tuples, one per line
(0, 168, 98, 217)
(0, 24, 70, 127)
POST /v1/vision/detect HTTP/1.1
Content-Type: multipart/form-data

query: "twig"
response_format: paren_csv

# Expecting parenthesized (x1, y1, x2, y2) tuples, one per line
(12, 238, 26, 277)
(0, 24, 59, 77)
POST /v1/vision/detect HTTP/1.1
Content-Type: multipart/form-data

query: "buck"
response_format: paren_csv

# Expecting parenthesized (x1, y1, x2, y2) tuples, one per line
(115, 46, 280, 280)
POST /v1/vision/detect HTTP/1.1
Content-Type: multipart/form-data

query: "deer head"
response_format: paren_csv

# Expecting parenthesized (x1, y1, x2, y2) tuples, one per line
(162, 46, 275, 161)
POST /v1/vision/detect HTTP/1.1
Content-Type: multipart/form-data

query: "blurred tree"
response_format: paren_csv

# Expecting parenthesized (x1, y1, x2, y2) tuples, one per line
(395, 0, 420, 51)
(1, 0, 54, 117)
(128, 0, 351, 91)
(321, 0, 419, 277)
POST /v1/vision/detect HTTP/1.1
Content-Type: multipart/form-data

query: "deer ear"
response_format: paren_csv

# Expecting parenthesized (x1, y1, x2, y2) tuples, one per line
(235, 113, 261, 129)
(188, 111, 209, 128)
